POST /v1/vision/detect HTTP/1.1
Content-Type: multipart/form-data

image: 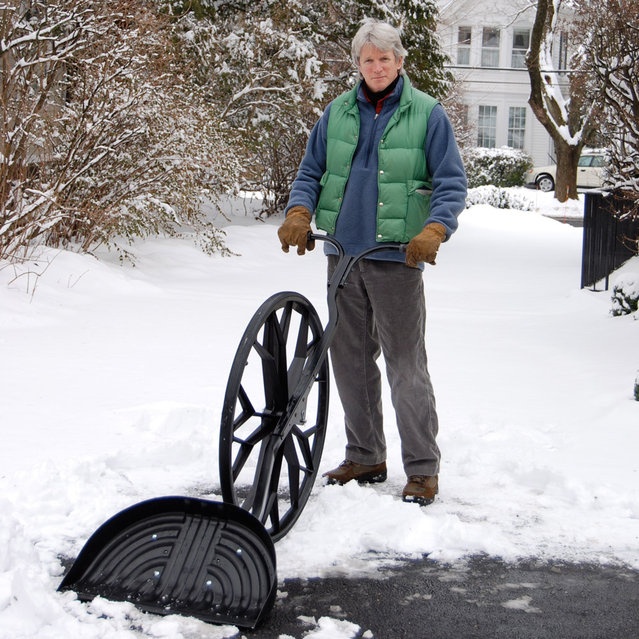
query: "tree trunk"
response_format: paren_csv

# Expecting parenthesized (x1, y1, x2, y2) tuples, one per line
(553, 142, 581, 202)
(526, 0, 592, 203)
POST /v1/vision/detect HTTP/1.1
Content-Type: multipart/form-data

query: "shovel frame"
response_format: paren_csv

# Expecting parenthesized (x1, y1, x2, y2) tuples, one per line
(58, 236, 406, 631)
(218, 235, 405, 541)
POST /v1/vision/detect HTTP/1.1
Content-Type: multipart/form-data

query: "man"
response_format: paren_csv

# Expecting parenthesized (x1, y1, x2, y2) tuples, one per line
(277, 19, 466, 505)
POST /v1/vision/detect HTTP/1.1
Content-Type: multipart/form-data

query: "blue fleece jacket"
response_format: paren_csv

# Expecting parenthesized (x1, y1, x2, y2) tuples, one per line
(285, 76, 467, 262)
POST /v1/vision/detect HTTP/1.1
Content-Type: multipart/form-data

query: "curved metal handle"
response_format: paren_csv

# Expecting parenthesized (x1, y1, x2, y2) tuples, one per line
(306, 233, 408, 349)
(308, 232, 406, 259)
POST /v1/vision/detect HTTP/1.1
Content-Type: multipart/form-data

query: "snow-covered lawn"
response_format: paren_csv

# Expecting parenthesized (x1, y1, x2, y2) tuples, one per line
(1, 190, 637, 639)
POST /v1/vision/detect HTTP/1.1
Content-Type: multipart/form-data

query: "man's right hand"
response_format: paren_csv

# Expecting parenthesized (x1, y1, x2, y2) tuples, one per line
(277, 206, 315, 255)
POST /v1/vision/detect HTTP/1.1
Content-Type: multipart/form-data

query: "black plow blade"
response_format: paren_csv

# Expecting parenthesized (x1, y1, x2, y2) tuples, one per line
(58, 496, 276, 629)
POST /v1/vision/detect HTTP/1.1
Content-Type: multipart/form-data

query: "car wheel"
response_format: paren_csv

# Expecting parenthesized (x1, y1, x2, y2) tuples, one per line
(536, 175, 555, 192)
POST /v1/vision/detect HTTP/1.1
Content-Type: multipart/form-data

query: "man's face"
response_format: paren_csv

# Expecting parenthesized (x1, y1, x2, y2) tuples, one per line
(357, 43, 403, 93)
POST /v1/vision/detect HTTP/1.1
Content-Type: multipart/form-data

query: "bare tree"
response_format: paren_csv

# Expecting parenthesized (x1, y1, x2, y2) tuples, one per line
(1, 1, 92, 257)
(526, 0, 603, 202)
(1, 0, 238, 262)
(583, 0, 639, 202)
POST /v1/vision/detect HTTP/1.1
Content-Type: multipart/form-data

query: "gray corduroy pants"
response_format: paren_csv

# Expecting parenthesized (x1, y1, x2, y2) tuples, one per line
(327, 256, 440, 477)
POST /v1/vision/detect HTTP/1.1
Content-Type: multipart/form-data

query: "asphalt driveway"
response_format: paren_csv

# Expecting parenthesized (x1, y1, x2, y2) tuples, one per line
(247, 556, 639, 639)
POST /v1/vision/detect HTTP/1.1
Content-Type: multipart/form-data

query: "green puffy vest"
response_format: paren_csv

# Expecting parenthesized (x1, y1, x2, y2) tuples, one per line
(315, 76, 438, 243)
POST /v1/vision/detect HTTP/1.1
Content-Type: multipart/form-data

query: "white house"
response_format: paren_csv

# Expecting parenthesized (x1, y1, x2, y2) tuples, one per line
(435, 0, 571, 167)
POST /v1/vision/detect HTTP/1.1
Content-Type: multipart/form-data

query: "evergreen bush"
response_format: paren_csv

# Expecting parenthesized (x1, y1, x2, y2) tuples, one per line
(464, 147, 533, 189)
(611, 278, 639, 316)
(465, 185, 534, 211)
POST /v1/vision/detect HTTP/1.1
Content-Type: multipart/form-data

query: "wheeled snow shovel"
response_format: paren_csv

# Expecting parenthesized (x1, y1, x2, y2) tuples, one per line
(59, 235, 404, 628)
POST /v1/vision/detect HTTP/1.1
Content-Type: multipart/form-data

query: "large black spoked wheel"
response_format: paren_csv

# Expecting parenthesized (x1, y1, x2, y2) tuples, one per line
(219, 291, 329, 542)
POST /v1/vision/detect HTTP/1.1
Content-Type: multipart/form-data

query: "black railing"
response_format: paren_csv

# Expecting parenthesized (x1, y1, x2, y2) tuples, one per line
(581, 191, 639, 290)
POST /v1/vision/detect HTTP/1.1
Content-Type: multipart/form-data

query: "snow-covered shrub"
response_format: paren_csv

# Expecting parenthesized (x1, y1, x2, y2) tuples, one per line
(611, 277, 639, 316)
(635, 373, 639, 401)
(1, 0, 238, 262)
(168, 0, 451, 217)
(465, 185, 534, 211)
(464, 147, 533, 189)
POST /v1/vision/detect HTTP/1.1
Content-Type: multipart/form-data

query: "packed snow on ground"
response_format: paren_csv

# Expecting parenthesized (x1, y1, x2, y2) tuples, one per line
(0, 190, 637, 639)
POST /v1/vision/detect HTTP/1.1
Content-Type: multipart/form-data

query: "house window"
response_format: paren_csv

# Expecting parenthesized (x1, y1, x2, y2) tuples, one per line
(478, 105, 497, 147)
(558, 31, 569, 70)
(511, 28, 530, 68)
(481, 27, 500, 67)
(508, 107, 526, 149)
(457, 26, 472, 65)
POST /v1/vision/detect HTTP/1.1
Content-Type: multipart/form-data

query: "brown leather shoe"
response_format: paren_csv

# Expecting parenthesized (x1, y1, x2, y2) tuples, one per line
(402, 475, 438, 506)
(323, 460, 387, 485)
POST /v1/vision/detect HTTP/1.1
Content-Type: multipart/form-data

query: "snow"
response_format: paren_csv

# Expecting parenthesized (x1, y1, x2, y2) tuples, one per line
(1, 190, 638, 639)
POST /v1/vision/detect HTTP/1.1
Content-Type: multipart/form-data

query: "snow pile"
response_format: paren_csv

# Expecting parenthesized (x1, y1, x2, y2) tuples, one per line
(0, 191, 637, 638)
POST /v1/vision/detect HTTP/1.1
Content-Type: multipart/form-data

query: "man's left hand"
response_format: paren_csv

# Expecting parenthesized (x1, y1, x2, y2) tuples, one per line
(405, 223, 447, 267)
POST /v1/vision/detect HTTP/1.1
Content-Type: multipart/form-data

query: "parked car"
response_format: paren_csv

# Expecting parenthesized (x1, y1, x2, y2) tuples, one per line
(525, 149, 606, 192)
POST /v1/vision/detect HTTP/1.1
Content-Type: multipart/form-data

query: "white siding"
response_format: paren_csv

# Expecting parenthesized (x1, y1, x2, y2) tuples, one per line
(436, 0, 563, 166)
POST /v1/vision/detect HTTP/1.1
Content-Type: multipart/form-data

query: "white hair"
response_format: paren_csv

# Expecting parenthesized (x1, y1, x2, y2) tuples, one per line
(351, 18, 408, 74)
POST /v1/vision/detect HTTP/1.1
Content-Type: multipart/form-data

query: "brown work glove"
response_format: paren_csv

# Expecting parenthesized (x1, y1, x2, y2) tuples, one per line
(277, 206, 315, 255)
(405, 222, 447, 267)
